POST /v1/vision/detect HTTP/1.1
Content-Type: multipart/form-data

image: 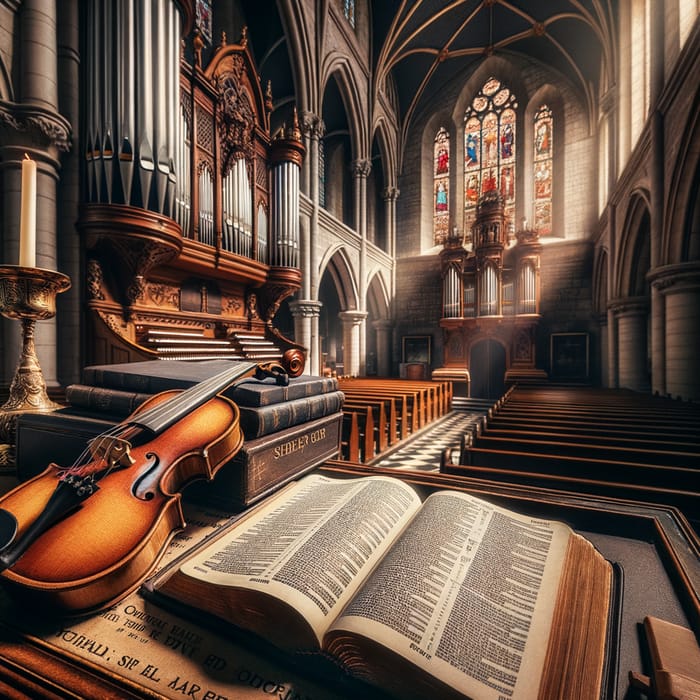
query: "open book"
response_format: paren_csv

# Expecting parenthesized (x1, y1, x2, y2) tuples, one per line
(145, 474, 615, 700)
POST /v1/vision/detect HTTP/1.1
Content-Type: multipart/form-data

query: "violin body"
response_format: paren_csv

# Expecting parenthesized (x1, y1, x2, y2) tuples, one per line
(0, 389, 242, 614)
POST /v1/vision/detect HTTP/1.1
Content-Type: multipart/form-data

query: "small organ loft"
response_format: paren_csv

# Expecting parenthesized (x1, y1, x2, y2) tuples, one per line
(434, 191, 547, 397)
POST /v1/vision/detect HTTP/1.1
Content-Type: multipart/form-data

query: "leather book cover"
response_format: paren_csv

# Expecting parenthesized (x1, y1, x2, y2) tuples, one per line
(185, 411, 343, 509)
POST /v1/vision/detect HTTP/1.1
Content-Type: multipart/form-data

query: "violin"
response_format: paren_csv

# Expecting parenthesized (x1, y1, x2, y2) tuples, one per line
(0, 353, 302, 615)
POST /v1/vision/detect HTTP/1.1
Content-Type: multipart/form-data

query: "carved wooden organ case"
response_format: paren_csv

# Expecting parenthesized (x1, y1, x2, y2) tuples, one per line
(79, 12, 305, 369)
(438, 191, 546, 383)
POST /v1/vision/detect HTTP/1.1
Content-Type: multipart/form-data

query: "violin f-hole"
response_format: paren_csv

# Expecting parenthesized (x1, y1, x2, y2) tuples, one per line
(131, 452, 160, 501)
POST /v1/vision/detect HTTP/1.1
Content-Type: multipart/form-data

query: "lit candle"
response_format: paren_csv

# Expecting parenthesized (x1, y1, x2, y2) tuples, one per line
(19, 153, 37, 268)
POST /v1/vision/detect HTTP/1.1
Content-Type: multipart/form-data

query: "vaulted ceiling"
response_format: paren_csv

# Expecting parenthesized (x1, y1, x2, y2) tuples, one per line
(371, 1, 616, 135)
(235, 1, 617, 142)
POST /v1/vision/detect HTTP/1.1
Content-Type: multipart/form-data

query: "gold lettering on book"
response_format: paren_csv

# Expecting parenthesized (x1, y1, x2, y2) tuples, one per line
(272, 428, 326, 460)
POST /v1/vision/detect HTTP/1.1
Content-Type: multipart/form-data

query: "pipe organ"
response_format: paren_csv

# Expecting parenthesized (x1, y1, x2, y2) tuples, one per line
(436, 191, 546, 391)
(79, 1, 305, 369)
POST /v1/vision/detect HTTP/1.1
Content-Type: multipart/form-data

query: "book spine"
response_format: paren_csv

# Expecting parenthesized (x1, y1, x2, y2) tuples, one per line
(230, 376, 340, 407)
(81, 369, 196, 393)
(66, 384, 153, 417)
(238, 391, 345, 439)
(185, 412, 343, 509)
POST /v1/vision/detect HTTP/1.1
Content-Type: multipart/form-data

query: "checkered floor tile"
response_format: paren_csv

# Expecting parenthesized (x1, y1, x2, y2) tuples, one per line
(368, 410, 485, 472)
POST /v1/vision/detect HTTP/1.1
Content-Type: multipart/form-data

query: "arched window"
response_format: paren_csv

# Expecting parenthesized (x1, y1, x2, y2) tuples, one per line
(464, 78, 518, 232)
(533, 104, 553, 234)
(433, 127, 450, 244)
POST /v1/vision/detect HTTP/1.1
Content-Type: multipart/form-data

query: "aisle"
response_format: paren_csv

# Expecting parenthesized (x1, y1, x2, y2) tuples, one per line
(367, 408, 485, 472)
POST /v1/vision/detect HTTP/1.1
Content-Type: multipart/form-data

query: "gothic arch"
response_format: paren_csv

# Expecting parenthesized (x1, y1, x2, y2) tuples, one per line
(278, 1, 317, 111)
(320, 57, 367, 159)
(665, 84, 700, 264)
(616, 192, 651, 298)
(318, 245, 359, 311)
(366, 269, 390, 320)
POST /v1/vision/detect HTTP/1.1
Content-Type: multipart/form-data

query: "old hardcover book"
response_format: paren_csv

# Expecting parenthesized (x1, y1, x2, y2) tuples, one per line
(238, 390, 345, 438)
(81, 360, 338, 406)
(15, 409, 118, 480)
(65, 383, 152, 415)
(144, 473, 616, 700)
(185, 411, 343, 509)
(81, 359, 240, 393)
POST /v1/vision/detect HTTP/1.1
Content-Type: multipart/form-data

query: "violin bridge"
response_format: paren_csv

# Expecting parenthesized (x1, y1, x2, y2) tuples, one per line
(88, 436, 135, 470)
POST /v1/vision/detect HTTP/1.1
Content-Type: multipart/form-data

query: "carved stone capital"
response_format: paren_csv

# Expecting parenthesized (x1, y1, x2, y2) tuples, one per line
(300, 111, 325, 139)
(351, 159, 372, 178)
(608, 296, 649, 316)
(648, 261, 700, 294)
(289, 299, 323, 318)
(0, 101, 72, 152)
(382, 186, 400, 201)
(339, 310, 368, 326)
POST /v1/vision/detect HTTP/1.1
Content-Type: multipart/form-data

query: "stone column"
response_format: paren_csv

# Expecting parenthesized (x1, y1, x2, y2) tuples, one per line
(0, 0, 71, 387)
(612, 298, 650, 392)
(383, 186, 400, 322)
(290, 299, 323, 376)
(339, 310, 368, 377)
(372, 319, 393, 377)
(56, 0, 81, 386)
(351, 159, 371, 374)
(651, 263, 700, 402)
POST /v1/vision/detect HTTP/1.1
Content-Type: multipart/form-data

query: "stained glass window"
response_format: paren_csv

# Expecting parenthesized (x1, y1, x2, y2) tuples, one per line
(533, 104, 553, 235)
(464, 78, 518, 234)
(342, 0, 355, 29)
(433, 127, 450, 244)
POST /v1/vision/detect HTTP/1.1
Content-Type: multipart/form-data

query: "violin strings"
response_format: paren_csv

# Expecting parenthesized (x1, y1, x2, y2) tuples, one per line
(58, 362, 256, 484)
(132, 362, 255, 432)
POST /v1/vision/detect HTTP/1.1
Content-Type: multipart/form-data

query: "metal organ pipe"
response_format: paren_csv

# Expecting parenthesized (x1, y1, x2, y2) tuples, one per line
(270, 160, 300, 267)
(83, 0, 182, 217)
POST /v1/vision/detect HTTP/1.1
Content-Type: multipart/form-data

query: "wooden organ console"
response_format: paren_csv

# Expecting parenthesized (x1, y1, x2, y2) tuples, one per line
(78, 3, 305, 370)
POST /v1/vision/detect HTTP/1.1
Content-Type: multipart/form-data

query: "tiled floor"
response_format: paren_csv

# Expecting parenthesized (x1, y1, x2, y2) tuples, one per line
(368, 409, 485, 472)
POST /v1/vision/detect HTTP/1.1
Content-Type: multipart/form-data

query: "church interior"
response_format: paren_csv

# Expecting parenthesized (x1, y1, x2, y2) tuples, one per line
(0, 1, 699, 698)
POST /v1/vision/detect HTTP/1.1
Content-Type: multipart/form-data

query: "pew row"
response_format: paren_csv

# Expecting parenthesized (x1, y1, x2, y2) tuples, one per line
(338, 377, 453, 464)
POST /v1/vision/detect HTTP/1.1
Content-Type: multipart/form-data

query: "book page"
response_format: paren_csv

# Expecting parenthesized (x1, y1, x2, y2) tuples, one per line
(328, 490, 571, 700)
(176, 474, 422, 644)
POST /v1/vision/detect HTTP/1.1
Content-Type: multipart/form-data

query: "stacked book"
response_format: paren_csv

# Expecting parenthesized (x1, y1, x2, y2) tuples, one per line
(16, 360, 344, 509)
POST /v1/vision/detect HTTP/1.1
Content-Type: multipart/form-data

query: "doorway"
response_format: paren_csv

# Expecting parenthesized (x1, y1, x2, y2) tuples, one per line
(469, 339, 506, 399)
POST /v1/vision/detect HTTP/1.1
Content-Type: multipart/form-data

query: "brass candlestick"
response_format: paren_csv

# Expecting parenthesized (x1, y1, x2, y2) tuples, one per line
(0, 266, 71, 467)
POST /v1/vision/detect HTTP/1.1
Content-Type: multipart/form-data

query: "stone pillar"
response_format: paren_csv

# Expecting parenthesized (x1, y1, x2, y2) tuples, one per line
(612, 298, 650, 392)
(290, 299, 323, 376)
(56, 0, 81, 386)
(651, 264, 700, 402)
(0, 0, 71, 388)
(339, 310, 368, 377)
(372, 319, 393, 377)
(383, 186, 400, 322)
(301, 112, 324, 300)
(351, 159, 371, 374)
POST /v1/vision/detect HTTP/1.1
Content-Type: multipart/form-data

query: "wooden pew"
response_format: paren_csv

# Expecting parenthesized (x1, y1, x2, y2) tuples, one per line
(464, 433, 700, 468)
(481, 416, 700, 449)
(441, 457, 700, 521)
(342, 398, 391, 454)
(341, 406, 374, 463)
(477, 425, 700, 453)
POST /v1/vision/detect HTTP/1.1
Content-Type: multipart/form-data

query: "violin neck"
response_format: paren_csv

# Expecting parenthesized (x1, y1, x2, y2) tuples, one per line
(129, 361, 258, 435)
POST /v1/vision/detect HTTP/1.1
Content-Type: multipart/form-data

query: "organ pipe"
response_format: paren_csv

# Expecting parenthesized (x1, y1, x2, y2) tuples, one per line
(83, 0, 182, 217)
(269, 116, 305, 268)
